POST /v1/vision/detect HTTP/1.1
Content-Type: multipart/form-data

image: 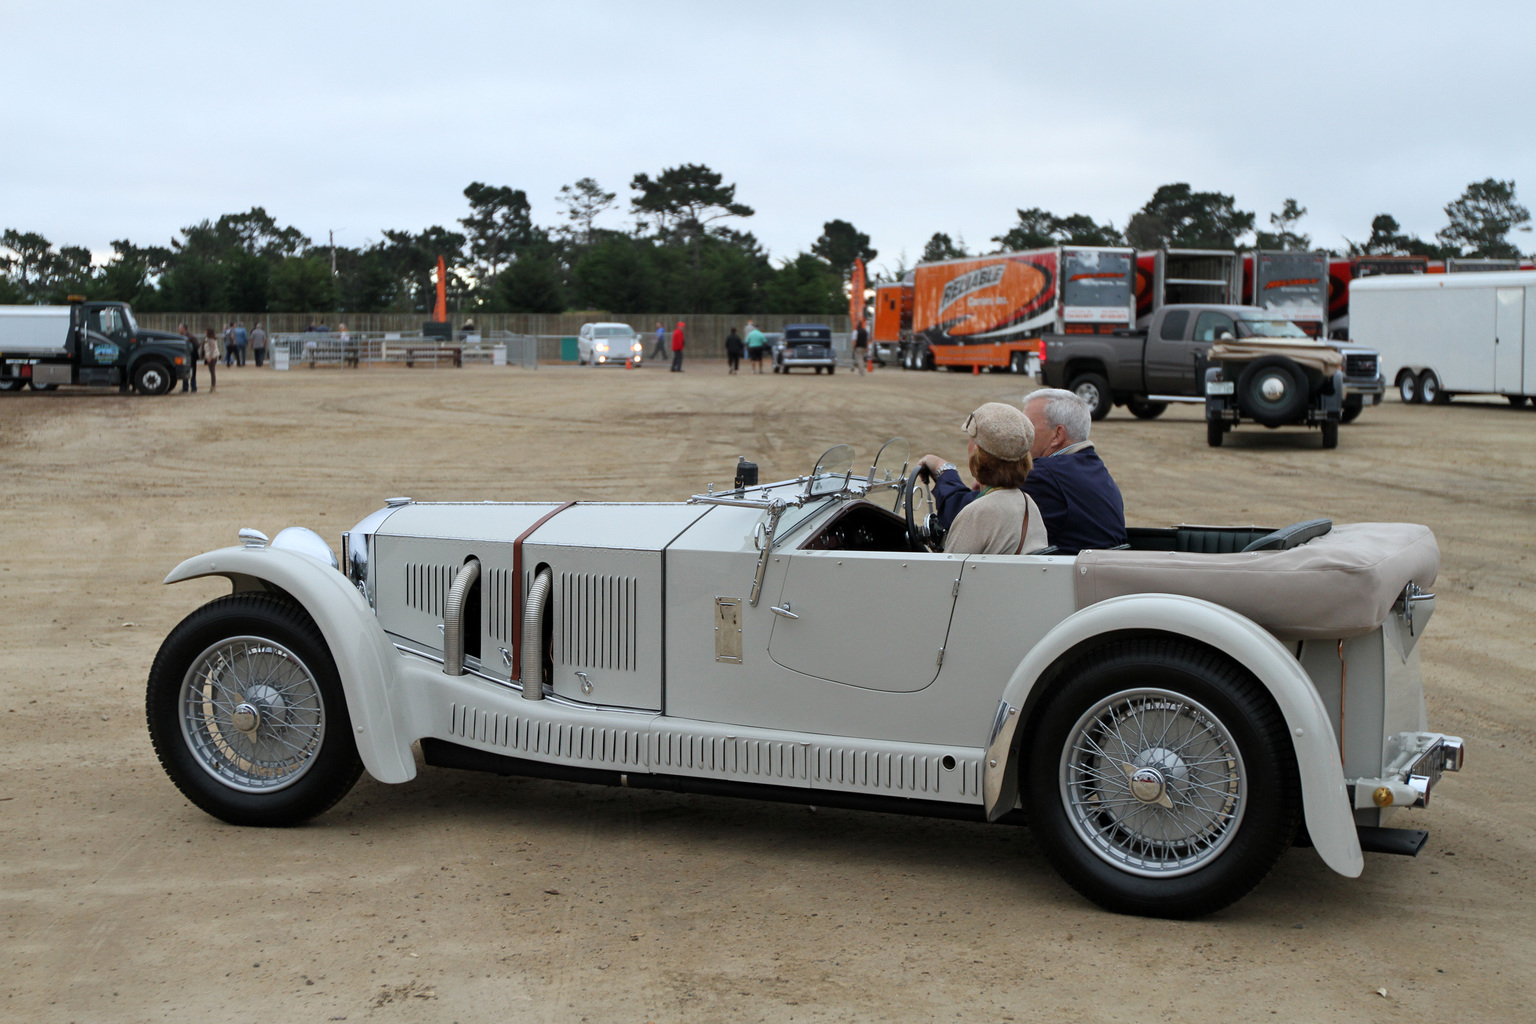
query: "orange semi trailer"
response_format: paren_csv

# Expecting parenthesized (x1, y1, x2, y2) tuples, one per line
(877, 247, 1137, 372)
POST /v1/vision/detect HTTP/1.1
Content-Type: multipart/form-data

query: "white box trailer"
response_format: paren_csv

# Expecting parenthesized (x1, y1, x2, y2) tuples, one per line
(1348, 270, 1536, 405)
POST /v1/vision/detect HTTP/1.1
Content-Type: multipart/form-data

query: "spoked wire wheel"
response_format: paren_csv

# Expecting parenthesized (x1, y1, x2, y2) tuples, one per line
(148, 594, 361, 826)
(1059, 688, 1245, 877)
(179, 636, 327, 793)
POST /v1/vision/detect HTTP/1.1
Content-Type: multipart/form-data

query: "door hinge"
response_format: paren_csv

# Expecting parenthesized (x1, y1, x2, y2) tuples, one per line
(952, 578, 961, 597)
(936, 646, 945, 667)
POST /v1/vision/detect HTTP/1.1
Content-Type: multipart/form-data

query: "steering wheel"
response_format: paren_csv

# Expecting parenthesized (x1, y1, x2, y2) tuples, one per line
(903, 465, 945, 552)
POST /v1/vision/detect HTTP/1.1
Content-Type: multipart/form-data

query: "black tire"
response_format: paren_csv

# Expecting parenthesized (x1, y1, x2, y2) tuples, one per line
(1398, 372, 1419, 404)
(1127, 396, 1168, 420)
(132, 360, 174, 396)
(1024, 638, 1300, 919)
(829, 365, 836, 374)
(146, 593, 363, 826)
(28, 380, 59, 391)
(1206, 418, 1224, 447)
(1235, 356, 1308, 427)
(1340, 395, 1364, 423)
(0, 378, 25, 392)
(1010, 352, 1028, 375)
(1068, 371, 1113, 421)
(1418, 370, 1449, 405)
(1508, 395, 1529, 408)
(1321, 420, 1339, 449)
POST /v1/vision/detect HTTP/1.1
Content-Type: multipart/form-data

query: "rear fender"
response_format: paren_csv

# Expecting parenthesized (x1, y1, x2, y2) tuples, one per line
(983, 593, 1361, 877)
(164, 545, 416, 783)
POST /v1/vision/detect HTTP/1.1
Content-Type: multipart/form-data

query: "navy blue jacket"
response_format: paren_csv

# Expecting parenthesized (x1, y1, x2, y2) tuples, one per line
(933, 446, 1127, 555)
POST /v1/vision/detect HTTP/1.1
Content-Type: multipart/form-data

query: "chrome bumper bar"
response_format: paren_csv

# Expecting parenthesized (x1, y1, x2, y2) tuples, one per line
(1350, 733, 1465, 809)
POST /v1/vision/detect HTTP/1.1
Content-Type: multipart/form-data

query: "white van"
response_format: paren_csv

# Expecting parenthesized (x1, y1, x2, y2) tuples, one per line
(577, 322, 643, 367)
(1350, 270, 1536, 405)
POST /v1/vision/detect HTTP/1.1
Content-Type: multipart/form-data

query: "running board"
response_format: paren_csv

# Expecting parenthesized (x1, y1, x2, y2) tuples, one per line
(420, 738, 1028, 826)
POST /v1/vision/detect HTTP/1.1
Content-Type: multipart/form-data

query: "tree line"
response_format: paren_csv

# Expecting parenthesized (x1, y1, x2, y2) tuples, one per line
(1, 170, 1529, 314)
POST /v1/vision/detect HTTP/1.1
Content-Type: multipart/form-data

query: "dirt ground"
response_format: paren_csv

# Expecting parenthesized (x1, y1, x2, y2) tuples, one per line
(3, 359, 1533, 1023)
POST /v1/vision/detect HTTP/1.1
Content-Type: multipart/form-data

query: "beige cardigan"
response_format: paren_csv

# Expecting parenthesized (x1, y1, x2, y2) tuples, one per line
(945, 488, 1049, 555)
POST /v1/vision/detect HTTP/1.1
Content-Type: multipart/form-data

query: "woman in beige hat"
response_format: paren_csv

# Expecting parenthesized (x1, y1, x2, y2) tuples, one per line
(937, 402, 1048, 555)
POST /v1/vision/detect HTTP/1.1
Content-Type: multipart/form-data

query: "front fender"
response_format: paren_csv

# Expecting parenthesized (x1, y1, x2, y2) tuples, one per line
(164, 545, 416, 784)
(983, 593, 1361, 878)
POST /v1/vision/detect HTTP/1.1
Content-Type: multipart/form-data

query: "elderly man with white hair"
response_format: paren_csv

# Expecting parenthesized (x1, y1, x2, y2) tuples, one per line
(919, 387, 1126, 555)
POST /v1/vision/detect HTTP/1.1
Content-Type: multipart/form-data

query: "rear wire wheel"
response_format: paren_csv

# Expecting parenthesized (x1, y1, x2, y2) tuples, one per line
(1025, 638, 1299, 918)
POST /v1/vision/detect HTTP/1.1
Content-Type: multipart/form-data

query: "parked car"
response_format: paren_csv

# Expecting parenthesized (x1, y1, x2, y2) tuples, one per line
(772, 323, 837, 374)
(577, 322, 643, 367)
(147, 441, 1461, 919)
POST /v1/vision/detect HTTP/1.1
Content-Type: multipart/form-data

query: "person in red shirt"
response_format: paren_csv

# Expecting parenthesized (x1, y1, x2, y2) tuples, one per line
(670, 321, 685, 372)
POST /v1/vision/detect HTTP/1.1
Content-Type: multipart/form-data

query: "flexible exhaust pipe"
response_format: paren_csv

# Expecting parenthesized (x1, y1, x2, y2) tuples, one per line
(520, 567, 552, 700)
(442, 558, 480, 676)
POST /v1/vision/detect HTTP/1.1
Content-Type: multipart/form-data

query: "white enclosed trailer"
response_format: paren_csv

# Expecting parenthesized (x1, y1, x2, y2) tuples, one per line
(1348, 270, 1536, 405)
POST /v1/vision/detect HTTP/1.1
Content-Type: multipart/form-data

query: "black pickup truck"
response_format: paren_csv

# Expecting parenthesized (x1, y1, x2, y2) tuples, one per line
(1037, 303, 1384, 424)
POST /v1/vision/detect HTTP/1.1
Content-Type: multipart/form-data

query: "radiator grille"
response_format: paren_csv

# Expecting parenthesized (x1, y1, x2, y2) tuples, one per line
(558, 572, 637, 671)
(1345, 353, 1378, 378)
(405, 562, 456, 617)
(447, 703, 645, 767)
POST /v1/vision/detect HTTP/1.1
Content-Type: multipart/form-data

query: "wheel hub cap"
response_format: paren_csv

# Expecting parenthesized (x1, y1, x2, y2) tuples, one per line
(1261, 377, 1286, 401)
(1127, 766, 1168, 805)
(231, 702, 261, 735)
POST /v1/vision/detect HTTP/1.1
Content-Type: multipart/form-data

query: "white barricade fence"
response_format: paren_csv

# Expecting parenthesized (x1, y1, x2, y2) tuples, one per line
(268, 331, 539, 369)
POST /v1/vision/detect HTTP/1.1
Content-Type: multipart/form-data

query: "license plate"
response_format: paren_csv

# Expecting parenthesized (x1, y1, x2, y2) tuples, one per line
(1206, 381, 1234, 396)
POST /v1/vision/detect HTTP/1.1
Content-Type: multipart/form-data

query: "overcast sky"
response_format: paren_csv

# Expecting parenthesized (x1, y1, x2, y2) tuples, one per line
(4, 1, 1533, 274)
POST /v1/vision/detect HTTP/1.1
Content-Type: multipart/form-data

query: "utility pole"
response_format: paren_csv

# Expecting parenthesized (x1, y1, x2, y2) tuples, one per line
(329, 230, 336, 276)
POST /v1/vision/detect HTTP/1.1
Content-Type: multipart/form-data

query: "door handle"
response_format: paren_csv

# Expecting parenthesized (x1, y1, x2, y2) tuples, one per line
(770, 603, 799, 619)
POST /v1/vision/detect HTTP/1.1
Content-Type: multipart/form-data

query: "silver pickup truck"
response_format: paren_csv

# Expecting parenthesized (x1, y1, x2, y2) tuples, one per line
(1038, 304, 1385, 424)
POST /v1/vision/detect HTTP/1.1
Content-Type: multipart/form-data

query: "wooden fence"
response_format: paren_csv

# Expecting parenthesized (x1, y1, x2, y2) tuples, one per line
(135, 312, 851, 360)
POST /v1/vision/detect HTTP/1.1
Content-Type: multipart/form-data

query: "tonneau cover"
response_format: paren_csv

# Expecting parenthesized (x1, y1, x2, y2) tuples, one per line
(1210, 338, 1344, 376)
(1074, 523, 1438, 640)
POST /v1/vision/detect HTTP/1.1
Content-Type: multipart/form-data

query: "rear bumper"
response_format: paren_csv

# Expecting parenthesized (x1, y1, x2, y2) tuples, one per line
(1350, 733, 1465, 810)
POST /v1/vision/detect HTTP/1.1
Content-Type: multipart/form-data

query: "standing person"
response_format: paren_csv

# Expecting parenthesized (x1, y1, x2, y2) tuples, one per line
(670, 320, 685, 372)
(744, 321, 767, 374)
(201, 328, 221, 390)
(179, 323, 198, 392)
(724, 327, 743, 374)
(651, 321, 667, 361)
(223, 322, 238, 366)
(249, 322, 267, 368)
(852, 319, 870, 373)
(233, 321, 249, 366)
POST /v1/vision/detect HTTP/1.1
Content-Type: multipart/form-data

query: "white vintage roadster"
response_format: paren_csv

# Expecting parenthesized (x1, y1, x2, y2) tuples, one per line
(147, 441, 1463, 918)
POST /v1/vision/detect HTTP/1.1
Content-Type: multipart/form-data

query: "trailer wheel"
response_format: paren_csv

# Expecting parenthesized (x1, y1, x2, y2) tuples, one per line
(1508, 395, 1529, 408)
(1024, 637, 1299, 918)
(0, 379, 25, 392)
(132, 360, 174, 396)
(1068, 372, 1112, 421)
(146, 594, 363, 826)
(1340, 395, 1364, 423)
(28, 380, 58, 392)
(1127, 396, 1167, 420)
(1206, 419, 1225, 447)
(1235, 356, 1308, 427)
(1418, 370, 1449, 405)
(1397, 372, 1420, 404)
(1321, 420, 1339, 449)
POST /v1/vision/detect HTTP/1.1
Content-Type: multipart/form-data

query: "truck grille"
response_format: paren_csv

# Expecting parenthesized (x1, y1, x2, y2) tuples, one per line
(1345, 353, 1378, 378)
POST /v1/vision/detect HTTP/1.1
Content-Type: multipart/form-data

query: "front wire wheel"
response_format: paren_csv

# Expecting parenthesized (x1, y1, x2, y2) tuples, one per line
(147, 594, 362, 826)
(1026, 638, 1299, 918)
